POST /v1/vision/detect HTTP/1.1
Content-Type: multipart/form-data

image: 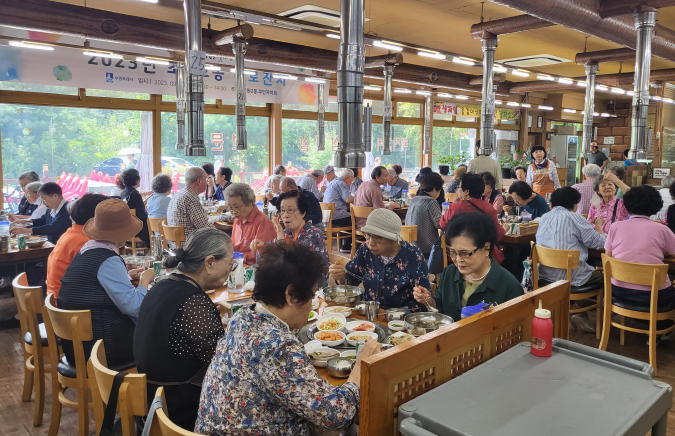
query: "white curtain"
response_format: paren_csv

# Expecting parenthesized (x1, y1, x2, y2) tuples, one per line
(137, 112, 154, 191)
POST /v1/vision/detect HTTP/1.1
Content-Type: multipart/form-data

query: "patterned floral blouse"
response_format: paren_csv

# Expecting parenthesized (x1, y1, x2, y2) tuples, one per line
(283, 222, 329, 287)
(345, 241, 430, 312)
(194, 306, 360, 436)
(587, 195, 629, 234)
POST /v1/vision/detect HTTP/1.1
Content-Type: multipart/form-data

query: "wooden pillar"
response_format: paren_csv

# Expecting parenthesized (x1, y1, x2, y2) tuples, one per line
(520, 108, 529, 152)
(268, 103, 283, 171)
(152, 94, 162, 176)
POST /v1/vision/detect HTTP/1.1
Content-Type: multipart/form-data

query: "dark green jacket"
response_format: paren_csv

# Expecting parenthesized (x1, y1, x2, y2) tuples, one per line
(433, 259, 524, 321)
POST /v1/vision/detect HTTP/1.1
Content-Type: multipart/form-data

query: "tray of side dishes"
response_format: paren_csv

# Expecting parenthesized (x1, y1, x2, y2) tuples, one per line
(297, 317, 393, 350)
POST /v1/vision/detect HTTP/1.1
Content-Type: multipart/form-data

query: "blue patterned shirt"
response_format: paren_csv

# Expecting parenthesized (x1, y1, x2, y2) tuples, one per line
(283, 222, 329, 287)
(382, 177, 409, 199)
(297, 175, 322, 201)
(323, 178, 353, 220)
(195, 306, 360, 436)
(346, 241, 430, 312)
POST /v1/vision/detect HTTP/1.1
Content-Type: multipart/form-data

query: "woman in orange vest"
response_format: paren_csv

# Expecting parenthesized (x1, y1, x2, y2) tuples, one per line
(526, 145, 561, 198)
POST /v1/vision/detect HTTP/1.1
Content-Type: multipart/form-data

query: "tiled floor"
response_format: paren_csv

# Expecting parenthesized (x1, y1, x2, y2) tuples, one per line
(1, 282, 674, 435)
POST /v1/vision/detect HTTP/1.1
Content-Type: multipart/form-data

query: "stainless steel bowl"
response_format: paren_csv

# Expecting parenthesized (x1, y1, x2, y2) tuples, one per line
(322, 285, 363, 306)
(326, 357, 355, 378)
(404, 312, 454, 337)
(385, 308, 408, 321)
(354, 302, 366, 316)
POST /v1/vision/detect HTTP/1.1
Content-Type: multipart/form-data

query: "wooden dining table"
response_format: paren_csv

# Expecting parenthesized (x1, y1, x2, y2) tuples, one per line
(0, 241, 55, 267)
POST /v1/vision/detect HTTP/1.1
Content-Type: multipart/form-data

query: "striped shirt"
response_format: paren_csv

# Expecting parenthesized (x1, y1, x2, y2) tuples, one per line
(535, 206, 606, 286)
(167, 187, 214, 246)
(405, 194, 442, 255)
(572, 179, 595, 215)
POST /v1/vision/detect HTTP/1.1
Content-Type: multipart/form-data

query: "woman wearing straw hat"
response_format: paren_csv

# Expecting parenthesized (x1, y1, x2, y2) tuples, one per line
(329, 208, 430, 312)
(58, 198, 155, 368)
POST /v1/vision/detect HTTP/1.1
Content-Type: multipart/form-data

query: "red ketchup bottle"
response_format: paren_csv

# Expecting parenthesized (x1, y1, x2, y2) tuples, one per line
(531, 299, 552, 357)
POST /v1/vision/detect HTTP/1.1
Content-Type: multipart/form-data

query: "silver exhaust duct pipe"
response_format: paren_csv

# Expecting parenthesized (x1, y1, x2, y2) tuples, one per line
(317, 82, 325, 151)
(233, 40, 247, 150)
(629, 10, 657, 160)
(175, 62, 186, 150)
(479, 37, 498, 156)
(423, 94, 431, 155)
(382, 65, 393, 156)
(183, 0, 206, 157)
(334, 0, 365, 168)
(581, 63, 598, 160)
(364, 103, 373, 153)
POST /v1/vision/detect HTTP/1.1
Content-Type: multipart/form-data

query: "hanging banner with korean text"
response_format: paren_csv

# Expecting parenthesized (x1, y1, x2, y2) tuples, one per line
(0, 46, 327, 105)
(433, 101, 520, 120)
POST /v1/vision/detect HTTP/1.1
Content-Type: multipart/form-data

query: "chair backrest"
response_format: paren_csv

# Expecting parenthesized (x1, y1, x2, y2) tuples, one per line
(147, 387, 200, 436)
(445, 192, 458, 202)
(88, 340, 147, 436)
(439, 229, 449, 269)
(531, 244, 580, 290)
(601, 254, 669, 292)
(329, 253, 350, 268)
(350, 204, 373, 234)
(162, 220, 186, 246)
(255, 194, 265, 204)
(13, 273, 44, 352)
(148, 217, 169, 249)
(400, 225, 418, 243)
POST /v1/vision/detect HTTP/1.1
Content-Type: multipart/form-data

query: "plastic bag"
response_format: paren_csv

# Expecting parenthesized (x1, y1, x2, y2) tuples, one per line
(522, 258, 533, 293)
(461, 301, 497, 319)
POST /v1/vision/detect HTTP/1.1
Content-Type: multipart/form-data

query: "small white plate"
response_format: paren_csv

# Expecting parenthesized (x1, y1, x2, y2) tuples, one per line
(205, 289, 216, 294)
(324, 306, 353, 318)
(307, 310, 318, 322)
(315, 313, 347, 332)
(345, 332, 378, 347)
(388, 320, 406, 331)
(344, 320, 375, 334)
(314, 330, 346, 347)
(312, 298, 320, 310)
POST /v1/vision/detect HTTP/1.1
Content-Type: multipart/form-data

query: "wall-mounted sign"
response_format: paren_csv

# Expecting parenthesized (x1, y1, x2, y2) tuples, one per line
(556, 125, 577, 135)
(433, 102, 519, 120)
(603, 136, 615, 145)
(654, 168, 671, 179)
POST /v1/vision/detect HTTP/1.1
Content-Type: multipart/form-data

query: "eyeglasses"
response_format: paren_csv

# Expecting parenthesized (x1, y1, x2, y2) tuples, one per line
(228, 203, 246, 212)
(448, 247, 480, 260)
(364, 233, 383, 244)
(279, 208, 299, 215)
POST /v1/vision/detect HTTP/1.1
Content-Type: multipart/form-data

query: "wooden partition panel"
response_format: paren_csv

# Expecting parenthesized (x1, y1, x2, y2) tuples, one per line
(359, 280, 570, 436)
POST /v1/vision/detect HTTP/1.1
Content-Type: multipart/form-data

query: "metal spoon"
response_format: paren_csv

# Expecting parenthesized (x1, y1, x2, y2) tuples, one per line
(419, 290, 439, 313)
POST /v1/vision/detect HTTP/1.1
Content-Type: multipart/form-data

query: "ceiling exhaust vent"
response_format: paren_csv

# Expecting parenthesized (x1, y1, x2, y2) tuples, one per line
(498, 54, 571, 67)
(279, 5, 370, 27)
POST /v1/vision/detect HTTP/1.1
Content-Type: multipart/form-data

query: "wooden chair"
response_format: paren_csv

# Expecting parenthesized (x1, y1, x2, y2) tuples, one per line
(350, 204, 373, 259)
(255, 194, 265, 204)
(124, 209, 147, 256)
(439, 229, 449, 269)
(531, 244, 603, 339)
(320, 202, 352, 252)
(13, 273, 51, 427)
(400, 225, 418, 243)
(445, 192, 458, 203)
(329, 253, 350, 269)
(162, 220, 186, 247)
(148, 217, 169, 249)
(88, 340, 147, 436)
(146, 387, 200, 436)
(42, 294, 93, 436)
(599, 254, 675, 376)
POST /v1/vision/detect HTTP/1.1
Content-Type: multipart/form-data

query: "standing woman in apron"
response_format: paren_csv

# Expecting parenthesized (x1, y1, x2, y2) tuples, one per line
(526, 145, 561, 198)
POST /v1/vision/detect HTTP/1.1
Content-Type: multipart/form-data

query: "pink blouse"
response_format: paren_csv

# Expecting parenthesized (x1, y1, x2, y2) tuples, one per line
(587, 196, 629, 234)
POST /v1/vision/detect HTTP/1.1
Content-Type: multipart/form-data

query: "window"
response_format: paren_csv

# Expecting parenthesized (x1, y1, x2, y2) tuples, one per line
(1, 104, 154, 208)
(86, 89, 150, 100)
(431, 127, 477, 168)
(0, 82, 78, 95)
(281, 119, 336, 174)
(160, 113, 269, 189)
(371, 124, 421, 181)
(397, 102, 421, 118)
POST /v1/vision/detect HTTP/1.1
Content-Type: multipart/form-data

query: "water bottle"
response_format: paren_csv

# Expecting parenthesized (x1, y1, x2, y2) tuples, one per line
(442, 202, 450, 213)
(0, 211, 9, 237)
(401, 190, 409, 205)
(531, 300, 553, 357)
(228, 252, 245, 292)
(255, 201, 264, 213)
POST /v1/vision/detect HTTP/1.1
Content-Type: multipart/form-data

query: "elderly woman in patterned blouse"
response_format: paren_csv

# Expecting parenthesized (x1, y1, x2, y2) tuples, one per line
(195, 242, 381, 436)
(587, 172, 631, 235)
(251, 189, 329, 286)
(329, 208, 431, 312)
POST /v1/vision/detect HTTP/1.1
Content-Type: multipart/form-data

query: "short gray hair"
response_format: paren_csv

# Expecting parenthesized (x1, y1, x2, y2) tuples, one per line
(25, 181, 42, 194)
(266, 174, 285, 189)
(151, 173, 173, 194)
(339, 168, 354, 180)
(311, 169, 325, 178)
(163, 228, 232, 274)
(387, 168, 397, 178)
(20, 171, 40, 183)
(185, 166, 206, 185)
(661, 175, 675, 188)
(582, 164, 601, 178)
(224, 183, 256, 205)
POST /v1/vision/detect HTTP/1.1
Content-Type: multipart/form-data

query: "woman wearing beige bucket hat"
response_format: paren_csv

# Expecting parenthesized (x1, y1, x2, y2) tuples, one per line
(328, 208, 430, 312)
(58, 198, 155, 368)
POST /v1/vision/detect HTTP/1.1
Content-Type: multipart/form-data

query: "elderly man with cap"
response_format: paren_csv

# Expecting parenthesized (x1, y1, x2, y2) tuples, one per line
(321, 164, 336, 191)
(382, 167, 409, 200)
(58, 199, 155, 367)
(296, 169, 325, 201)
(329, 209, 429, 312)
(572, 164, 601, 216)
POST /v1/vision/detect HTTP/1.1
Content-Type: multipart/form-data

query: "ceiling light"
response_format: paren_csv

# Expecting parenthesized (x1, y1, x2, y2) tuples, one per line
(229, 68, 255, 75)
(455, 95, 469, 100)
(652, 96, 663, 101)
(395, 89, 412, 94)
(511, 69, 530, 77)
(306, 77, 327, 83)
(663, 98, 674, 103)
(521, 103, 531, 108)
(137, 57, 170, 66)
(373, 41, 403, 52)
(594, 112, 599, 116)
(136, 0, 158, 3)
(326, 33, 340, 39)
(601, 113, 610, 117)
(452, 57, 475, 66)
(558, 78, 573, 84)
(507, 102, 520, 107)
(272, 74, 298, 81)
(494, 100, 503, 105)
(418, 51, 445, 60)
(493, 65, 508, 73)
(595, 85, 608, 91)
(611, 115, 617, 117)
(627, 91, 635, 96)
(364, 85, 381, 91)
(416, 91, 431, 95)
(8, 41, 54, 51)
(611, 88, 626, 94)
(577, 81, 587, 87)
(537, 75, 555, 81)
(205, 65, 221, 71)
(438, 93, 452, 98)
(563, 108, 576, 113)
(83, 50, 122, 59)
(538, 105, 554, 110)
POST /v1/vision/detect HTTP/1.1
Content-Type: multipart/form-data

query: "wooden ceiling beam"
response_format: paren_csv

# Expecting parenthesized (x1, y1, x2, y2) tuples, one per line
(212, 23, 254, 46)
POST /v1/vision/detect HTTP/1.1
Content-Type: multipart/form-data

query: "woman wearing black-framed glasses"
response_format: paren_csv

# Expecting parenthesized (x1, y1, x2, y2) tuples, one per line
(413, 212, 523, 321)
